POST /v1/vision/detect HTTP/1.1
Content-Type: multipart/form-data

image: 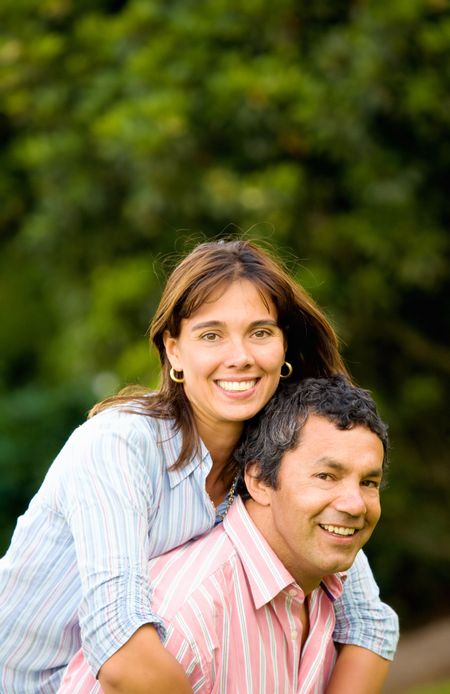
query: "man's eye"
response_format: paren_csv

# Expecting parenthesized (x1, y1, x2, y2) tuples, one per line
(252, 329, 272, 338)
(316, 473, 333, 481)
(362, 480, 381, 489)
(201, 332, 219, 341)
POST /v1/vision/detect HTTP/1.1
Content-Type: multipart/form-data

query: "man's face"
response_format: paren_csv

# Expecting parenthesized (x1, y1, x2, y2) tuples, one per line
(250, 414, 383, 594)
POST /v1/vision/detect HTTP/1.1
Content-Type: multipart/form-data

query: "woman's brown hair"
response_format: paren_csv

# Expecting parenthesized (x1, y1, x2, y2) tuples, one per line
(90, 239, 348, 468)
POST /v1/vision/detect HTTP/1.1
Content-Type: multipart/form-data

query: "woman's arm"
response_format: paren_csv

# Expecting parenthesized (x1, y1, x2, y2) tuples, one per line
(63, 412, 166, 677)
(326, 645, 390, 694)
(330, 550, 399, 690)
(98, 625, 193, 694)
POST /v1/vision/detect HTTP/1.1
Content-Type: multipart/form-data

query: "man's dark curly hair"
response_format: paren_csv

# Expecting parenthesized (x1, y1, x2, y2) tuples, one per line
(235, 375, 389, 496)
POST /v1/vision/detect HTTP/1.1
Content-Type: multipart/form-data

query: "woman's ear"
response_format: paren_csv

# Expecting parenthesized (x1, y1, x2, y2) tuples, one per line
(162, 330, 182, 371)
(244, 463, 271, 506)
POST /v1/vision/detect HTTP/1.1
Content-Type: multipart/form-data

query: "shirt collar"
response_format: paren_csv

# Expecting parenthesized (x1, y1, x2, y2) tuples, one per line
(223, 497, 296, 609)
(156, 418, 212, 488)
(223, 496, 344, 608)
(320, 573, 346, 602)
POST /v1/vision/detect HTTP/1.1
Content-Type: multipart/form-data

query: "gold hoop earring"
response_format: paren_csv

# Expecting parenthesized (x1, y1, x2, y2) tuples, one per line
(169, 367, 184, 383)
(280, 361, 293, 379)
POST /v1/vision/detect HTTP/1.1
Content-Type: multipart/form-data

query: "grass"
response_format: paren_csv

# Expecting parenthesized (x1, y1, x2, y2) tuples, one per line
(403, 681, 450, 694)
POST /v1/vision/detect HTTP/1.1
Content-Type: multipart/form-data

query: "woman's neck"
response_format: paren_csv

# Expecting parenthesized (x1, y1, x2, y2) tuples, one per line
(197, 421, 242, 502)
(204, 450, 238, 507)
(199, 425, 242, 472)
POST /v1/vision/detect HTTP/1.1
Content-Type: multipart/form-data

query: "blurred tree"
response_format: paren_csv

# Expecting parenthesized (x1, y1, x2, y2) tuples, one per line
(0, 0, 449, 628)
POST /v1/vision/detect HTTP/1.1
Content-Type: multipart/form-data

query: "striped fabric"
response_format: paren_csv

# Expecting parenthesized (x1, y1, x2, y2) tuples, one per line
(58, 496, 344, 694)
(0, 408, 399, 694)
(0, 409, 219, 693)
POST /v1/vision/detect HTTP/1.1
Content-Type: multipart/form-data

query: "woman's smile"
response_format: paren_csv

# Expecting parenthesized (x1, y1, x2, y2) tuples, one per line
(215, 378, 258, 393)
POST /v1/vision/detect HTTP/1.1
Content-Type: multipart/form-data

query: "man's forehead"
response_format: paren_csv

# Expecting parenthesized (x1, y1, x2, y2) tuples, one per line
(283, 415, 384, 466)
(293, 414, 374, 440)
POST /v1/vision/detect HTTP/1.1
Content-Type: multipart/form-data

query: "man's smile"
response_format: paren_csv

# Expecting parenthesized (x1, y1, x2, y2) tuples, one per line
(319, 524, 360, 537)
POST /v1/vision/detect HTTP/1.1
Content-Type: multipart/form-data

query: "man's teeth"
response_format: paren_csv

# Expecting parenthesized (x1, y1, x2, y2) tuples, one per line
(320, 524, 356, 536)
(217, 380, 257, 392)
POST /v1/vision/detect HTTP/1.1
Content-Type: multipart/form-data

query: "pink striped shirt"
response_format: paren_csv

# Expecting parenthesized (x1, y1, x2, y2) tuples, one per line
(59, 496, 344, 693)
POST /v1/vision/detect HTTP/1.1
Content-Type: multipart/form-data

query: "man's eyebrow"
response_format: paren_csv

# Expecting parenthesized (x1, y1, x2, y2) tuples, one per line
(313, 458, 345, 470)
(314, 457, 383, 478)
(190, 319, 279, 331)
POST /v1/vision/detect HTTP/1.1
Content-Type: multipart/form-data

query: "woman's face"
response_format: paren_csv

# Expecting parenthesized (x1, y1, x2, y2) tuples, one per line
(163, 279, 286, 443)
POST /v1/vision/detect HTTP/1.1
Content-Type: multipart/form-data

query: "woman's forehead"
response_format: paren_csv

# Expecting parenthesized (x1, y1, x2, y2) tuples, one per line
(183, 279, 276, 319)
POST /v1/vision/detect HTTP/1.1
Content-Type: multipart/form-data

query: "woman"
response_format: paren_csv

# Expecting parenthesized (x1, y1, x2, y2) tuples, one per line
(0, 239, 398, 693)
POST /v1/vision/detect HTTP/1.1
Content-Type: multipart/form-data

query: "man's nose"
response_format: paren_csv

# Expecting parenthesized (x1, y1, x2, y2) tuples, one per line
(334, 485, 367, 517)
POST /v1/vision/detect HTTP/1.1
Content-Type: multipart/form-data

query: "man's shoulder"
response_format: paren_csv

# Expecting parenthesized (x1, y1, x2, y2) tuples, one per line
(150, 523, 240, 619)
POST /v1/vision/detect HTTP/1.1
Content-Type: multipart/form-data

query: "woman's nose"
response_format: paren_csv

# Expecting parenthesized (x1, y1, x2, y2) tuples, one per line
(222, 338, 255, 369)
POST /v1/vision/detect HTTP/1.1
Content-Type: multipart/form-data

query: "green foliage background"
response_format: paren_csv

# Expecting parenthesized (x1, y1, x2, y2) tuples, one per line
(1, 0, 449, 630)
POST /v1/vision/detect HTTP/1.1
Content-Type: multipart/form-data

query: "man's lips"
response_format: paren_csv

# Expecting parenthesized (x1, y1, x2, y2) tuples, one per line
(319, 523, 361, 537)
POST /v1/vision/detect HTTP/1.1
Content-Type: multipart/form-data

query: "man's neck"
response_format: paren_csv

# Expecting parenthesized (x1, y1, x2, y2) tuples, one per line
(244, 498, 322, 596)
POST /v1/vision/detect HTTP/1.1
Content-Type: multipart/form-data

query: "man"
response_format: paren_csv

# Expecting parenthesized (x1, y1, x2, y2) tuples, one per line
(59, 375, 391, 693)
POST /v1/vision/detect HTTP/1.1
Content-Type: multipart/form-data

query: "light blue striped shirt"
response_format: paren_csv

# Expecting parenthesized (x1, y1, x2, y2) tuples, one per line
(0, 408, 399, 693)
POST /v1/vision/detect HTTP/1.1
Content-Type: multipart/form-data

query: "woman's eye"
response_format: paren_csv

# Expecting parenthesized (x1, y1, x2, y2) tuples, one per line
(201, 332, 219, 341)
(252, 329, 272, 338)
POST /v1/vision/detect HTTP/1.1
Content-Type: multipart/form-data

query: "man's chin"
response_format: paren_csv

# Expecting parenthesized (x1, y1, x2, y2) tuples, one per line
(325, 553, 360, 575)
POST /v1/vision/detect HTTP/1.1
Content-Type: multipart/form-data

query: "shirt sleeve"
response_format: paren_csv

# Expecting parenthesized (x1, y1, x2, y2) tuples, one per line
(61, 411, 166, 676)
(58, 625, 211, 694)
(332, 550, 399, 660)
(164, 623, 212, 694)
(57, 648, 100, 693)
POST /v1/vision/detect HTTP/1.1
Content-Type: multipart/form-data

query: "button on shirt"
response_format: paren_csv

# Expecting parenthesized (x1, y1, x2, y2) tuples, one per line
(0, 408, 399, 693)
(59, 496, 345, 694)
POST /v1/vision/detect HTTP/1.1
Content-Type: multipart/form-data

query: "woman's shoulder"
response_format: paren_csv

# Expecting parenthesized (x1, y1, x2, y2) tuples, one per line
(67, 403, 178, 453)
(46, 405, 182, 490)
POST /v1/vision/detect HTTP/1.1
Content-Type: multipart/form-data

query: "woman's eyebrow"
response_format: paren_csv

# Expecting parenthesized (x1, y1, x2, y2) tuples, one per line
(190, 320, 223, 331)
(190, 319, 279, 331)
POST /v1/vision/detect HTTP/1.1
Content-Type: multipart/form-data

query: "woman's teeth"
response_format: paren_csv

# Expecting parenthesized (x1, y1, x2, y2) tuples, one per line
(217, 380, 257, 392)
